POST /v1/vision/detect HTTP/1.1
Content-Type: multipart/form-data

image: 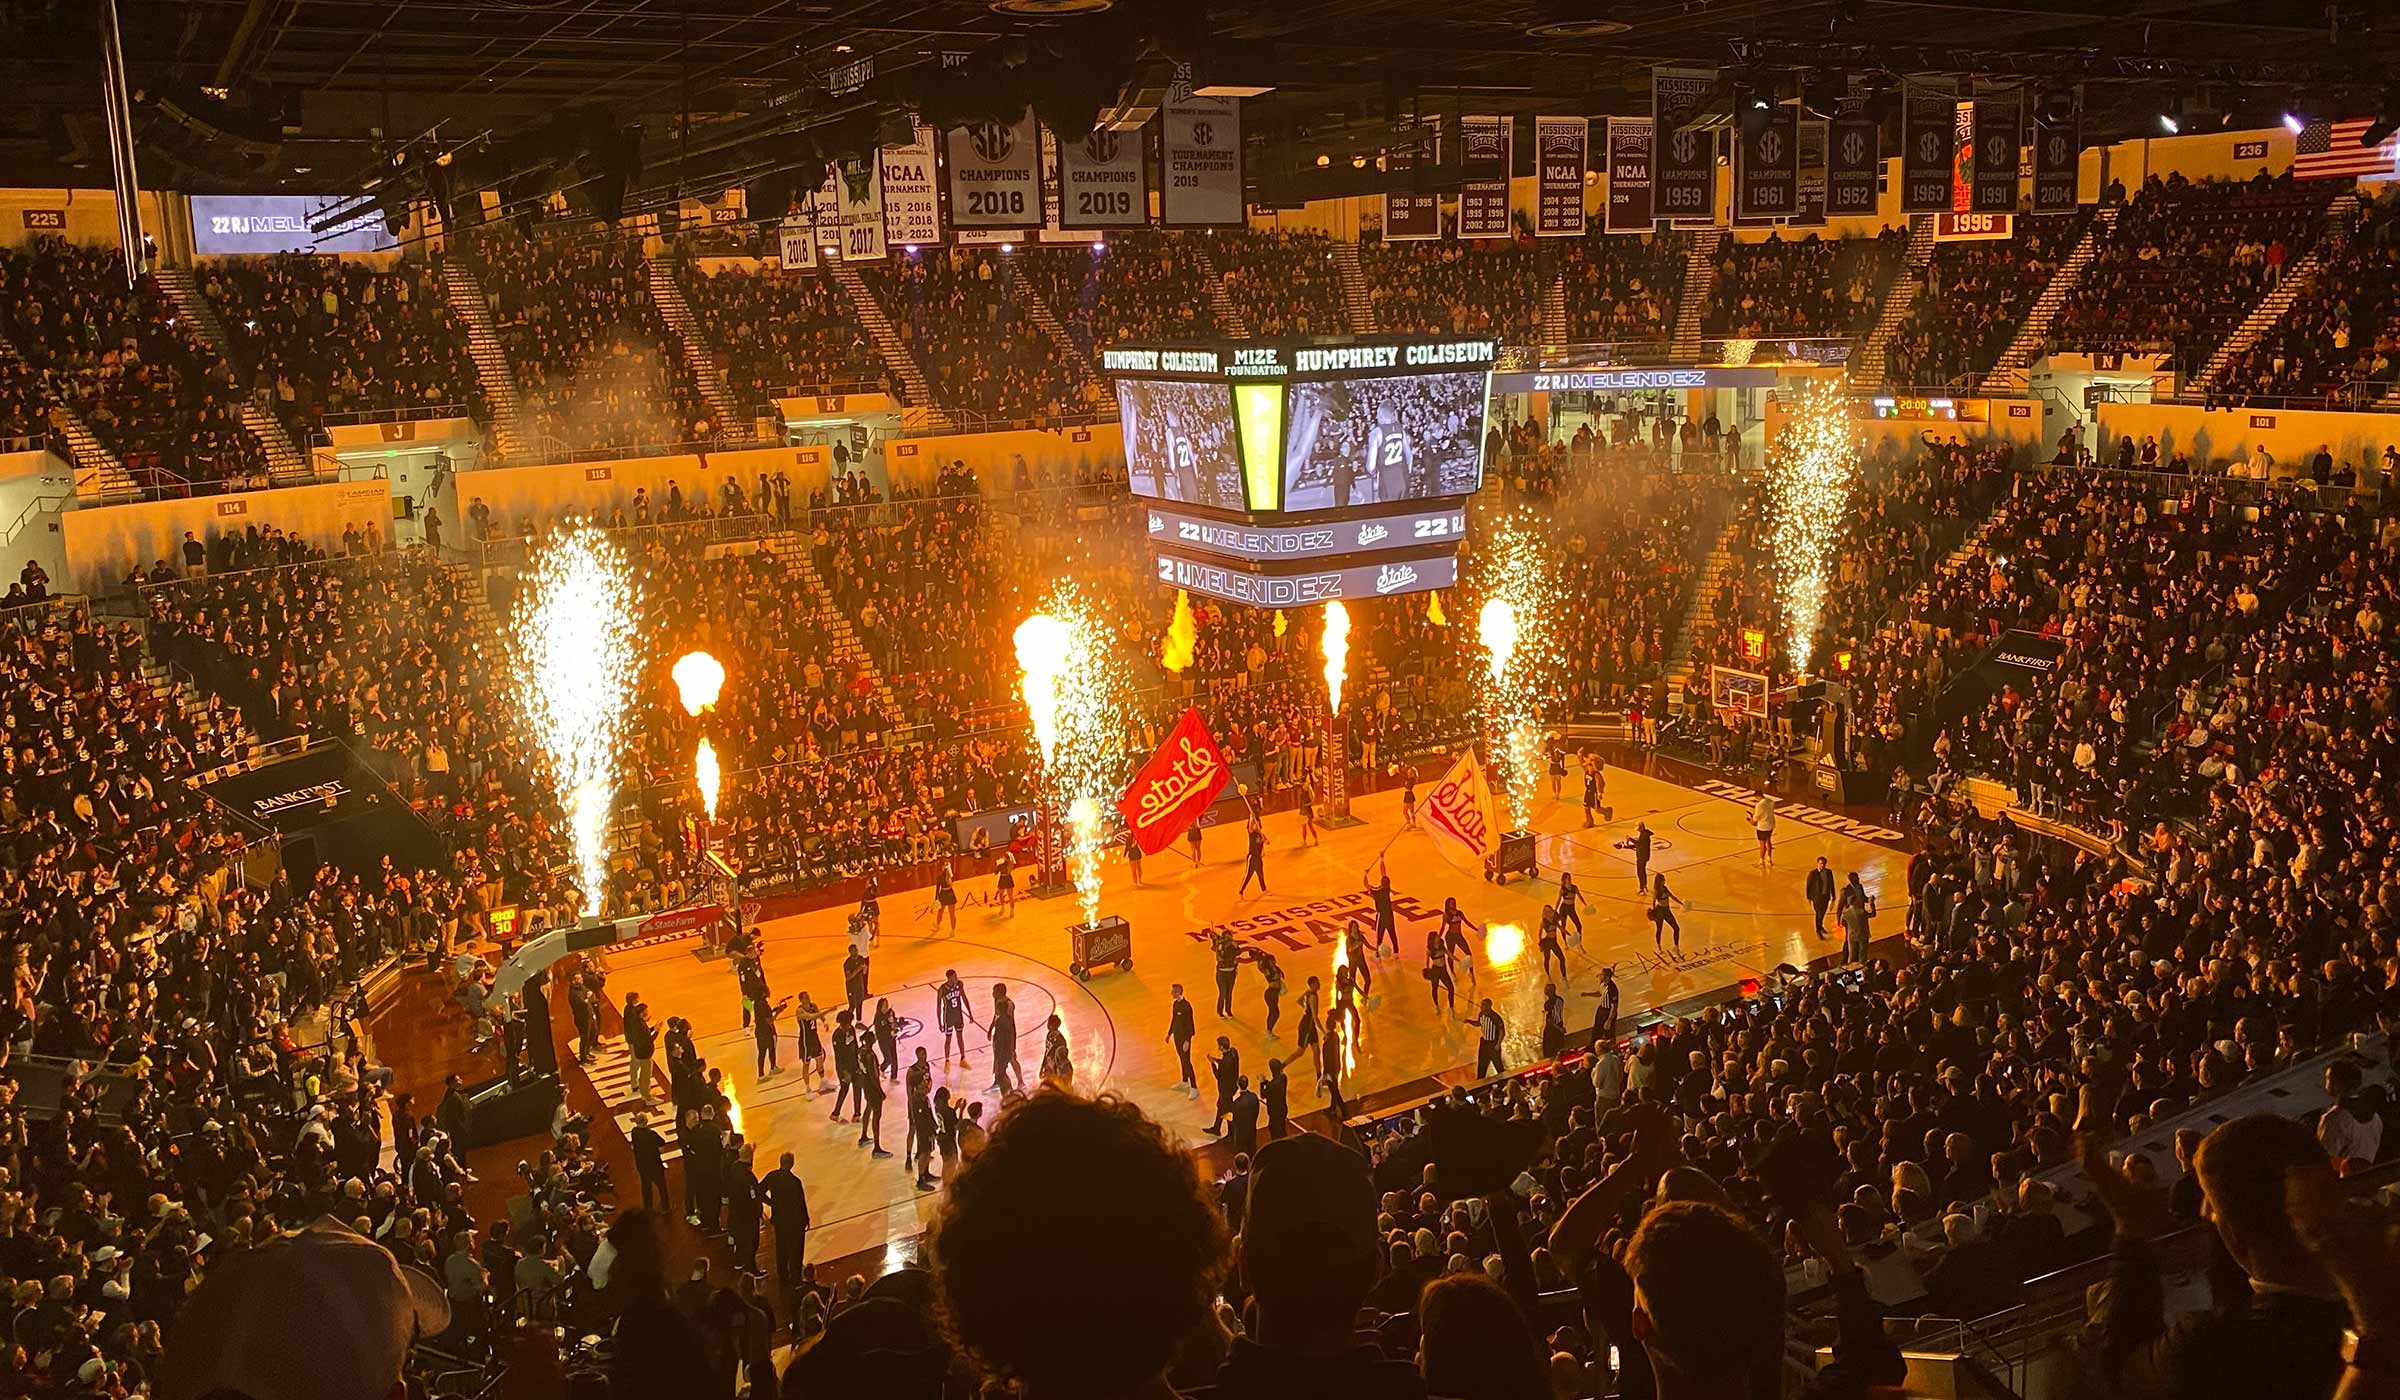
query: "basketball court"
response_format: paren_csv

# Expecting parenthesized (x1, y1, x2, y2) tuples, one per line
(576, 755, 1910, 1267)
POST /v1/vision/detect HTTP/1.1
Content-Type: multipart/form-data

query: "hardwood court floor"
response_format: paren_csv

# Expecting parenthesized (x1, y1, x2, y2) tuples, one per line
(583, 756, 1911, 1268)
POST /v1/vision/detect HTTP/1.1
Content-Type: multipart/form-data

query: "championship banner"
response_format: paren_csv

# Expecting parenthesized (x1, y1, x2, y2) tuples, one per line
(1898, 84, 1956, 213)
(1603, 117, 1653, 233)
(2031, 112, 2079, 213)
(1792, 119, 1828, 227)
(830, 154, 886, 261)
(1161, 91, 1244, 226)
(1971, 91, 2022, 213)
(1116, 707, 1230, 854)
(1458, 116, 1513, 239)
(1383, 114, 1443, 240)
(1423, 750, 1499, 860)
(777, 215, 817, 270)
(1952, 100, 1975, 214)
(1653, 65, 1719, 225)
(1827, 115, 1880, 217)
(1535, 117, 1589, 236)
(1734, 100, 1800, 220)
(879, 122, 941, 247)
(944, 109, 1041, 228)
(1058, 125, 1148, 228)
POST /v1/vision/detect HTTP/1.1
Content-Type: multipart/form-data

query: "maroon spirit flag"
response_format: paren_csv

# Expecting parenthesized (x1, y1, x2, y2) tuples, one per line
(1117, 707, 1231, 854)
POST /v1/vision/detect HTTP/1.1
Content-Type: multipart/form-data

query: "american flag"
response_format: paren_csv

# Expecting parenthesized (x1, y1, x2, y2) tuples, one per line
(2294, 118, 2400, 180)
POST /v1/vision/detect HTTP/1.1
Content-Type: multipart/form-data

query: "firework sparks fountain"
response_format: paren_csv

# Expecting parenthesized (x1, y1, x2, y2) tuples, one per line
(1767, 379, 1861, 676)
(512, 526, 639, 919)
(1013, 587, 1132, 927)
(1474, 511, 1560, 836)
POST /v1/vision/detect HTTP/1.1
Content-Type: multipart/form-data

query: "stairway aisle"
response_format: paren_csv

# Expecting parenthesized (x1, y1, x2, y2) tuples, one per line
(1541, 269, 1570, 345)
(2186, 193, 2359, 398)
(1332, 241, 1378, 334)
(1012, 268, 1096, 394)
(764, 529, 904, 722)
(1192, 246, 1252, 337)
(1850, 215, 1937, 387)
(1664, 518, 1741, 699)
(1670, 230, 1723, 362)
(644, 253, 756, 444)
(826, 261, 947, 429)
(436, 256, 531, 460)
(148, 267, 316, 485)
(1980, 206, 2116, 393)
(1, 330, 133, 497)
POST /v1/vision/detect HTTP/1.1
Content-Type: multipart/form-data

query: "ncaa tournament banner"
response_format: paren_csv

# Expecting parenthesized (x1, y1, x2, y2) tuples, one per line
(1535, 117, 1589, 236)
(1603, 118, 1653, 233)
(2031, 112, 2079, 213)
(879, 122, 941, 247)
(1734, 100, 1800, 220)
(1383, 114, 1443, 240)
(1653, 64, 1718, 225)
(944, 109, 1041, 228)
(1458, 116, 1513, 239)
(1792, 120, 1828, 227)
(1827, 115, 1879, 216)
(1036, 127, 1082, 244)
(830, 154, 886, 261)
(1971, 91, 2022, 213)
(1058, 125, 1148, 228)
(777, 215, 817, 270)
(1161, 91, 1244, 226)
(1117, 707, 1231, 855)
(1899, 83, 1956, 213)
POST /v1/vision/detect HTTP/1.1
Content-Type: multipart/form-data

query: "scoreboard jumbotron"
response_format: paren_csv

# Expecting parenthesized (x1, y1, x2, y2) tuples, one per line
(1103, 335, 1496, 607)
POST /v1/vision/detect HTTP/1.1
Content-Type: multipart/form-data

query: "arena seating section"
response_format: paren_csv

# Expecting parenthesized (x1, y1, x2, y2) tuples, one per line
(1558, 233, 1682, 342)
(202, 255, 486, 432)
(676, 260, 887, 407)
(1704, 227, 1907, 338)
(1363, 236, 1545, 342)
(1216, 230, 1348, 336)
(876, 247, 1096, 421)
(1881, 213, 2083, 386)
(2215, 184, 2400, 402)
(1021, 233, 1221, 350)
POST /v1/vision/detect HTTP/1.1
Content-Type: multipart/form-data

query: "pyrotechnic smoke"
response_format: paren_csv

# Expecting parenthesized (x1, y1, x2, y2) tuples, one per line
(671, 650, 725, 716)
(1473, 510, 1562, 832)
(1321, 600, 1351, 715)
(1426, 590, 1447, 626)
(1017, 584, 1135, 926)
(1160, 589, 1199, 673)
(512, 526, 640, 919)
(1014, 614, 1071, 765)
(695, 737, 721, 822)
(1768, 379, 1860, 675)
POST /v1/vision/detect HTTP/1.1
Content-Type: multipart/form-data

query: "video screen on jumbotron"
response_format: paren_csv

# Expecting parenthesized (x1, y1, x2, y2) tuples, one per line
(1279, 370, 1487, 511)
(1116, 379, 1241, 509)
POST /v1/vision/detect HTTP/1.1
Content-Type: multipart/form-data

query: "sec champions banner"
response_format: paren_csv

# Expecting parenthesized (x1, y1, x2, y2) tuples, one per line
(1653, 65, 1718, 225)
(2032, 111, 2079, 214)
(1827, 115, 1881, 217)
(1899, 84, 1956, 213)
(1734, 100, 1800, 220)
(1162, 92, 1244, 226)
(945, 109, 1041, 228)
(1458, 115, 1513, 239)
(1535, 117, 1589, 236)
(1423, 750, 1499, 860)
(1117, 707, 1231, 855)
(1604, 118, 1653, 233)
(1971, 91, 2022, 213)
(1059, 126, 1148, 228)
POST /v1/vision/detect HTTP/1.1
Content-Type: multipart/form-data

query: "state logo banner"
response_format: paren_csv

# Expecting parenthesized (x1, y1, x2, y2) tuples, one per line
(1423, 750, 1498, 860)
(1117, 707, 1231, 854)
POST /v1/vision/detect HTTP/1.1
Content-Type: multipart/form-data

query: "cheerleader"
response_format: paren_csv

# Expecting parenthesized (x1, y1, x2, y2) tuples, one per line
(873, 997, 901, 1079)
(1537, 908, 1568, 985)
(793, 991, 829, 1092)
(1342, 919, 1373, 999)
(931, 861, 959, 934)
(994, 850, 1016, 914)
(1125, 832, 1144, 885)
(1260, 951, 1287, 1035)
(859, 875, 882, 946)
(1298, 783, 1320, 846)
(1649, 873, 1689, 950)
(1540, 983, 1567, 1060)
(1293, 975, 1322, 1059)
(1400, 768, 1419, 828)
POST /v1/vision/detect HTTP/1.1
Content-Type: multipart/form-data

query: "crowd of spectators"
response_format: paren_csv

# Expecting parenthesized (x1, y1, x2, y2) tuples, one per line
(1022, 234, 1222, 352)
(1704, 227, 1907, 338)
(2214, 184, 2400, 404)
(475, 232, 718, 454)
(2051, 171, 2335, 368)
(0, 238, 267, 487)
(676, 261, 887, 408)
(881, 248, 1098, 422)
(1557, 233, 1681, 343)
(1364, 235, 1546, 343)
(1217, 231, 1349, 336)
(1881, 214, 2082, 387)
(200, 255, 485, 431)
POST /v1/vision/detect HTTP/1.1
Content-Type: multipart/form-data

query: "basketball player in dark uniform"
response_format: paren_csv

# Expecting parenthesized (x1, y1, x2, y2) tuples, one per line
(1367, 400, 1414, 504)
(936, 969, 973, 1066)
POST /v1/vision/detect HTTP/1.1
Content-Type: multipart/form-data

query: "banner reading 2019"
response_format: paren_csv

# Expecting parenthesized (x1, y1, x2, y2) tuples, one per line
(1162, 92, 1244, 227)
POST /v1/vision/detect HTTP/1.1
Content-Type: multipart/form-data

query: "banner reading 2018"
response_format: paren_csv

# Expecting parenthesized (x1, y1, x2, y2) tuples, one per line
(945, 110, 1041, 228)
(1162, 92, 1244, 227)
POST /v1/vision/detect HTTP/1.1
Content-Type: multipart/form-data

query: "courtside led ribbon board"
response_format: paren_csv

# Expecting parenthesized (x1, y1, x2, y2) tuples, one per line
(1117, 707, 1231, 854)
(1535, 117, 1589, 236)
(945, 109, 1042, 228)
(1423, 749, 1499, 860)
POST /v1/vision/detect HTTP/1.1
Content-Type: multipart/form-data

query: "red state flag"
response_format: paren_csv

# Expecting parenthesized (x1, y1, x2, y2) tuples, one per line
(1117, 707, 1231, 855)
